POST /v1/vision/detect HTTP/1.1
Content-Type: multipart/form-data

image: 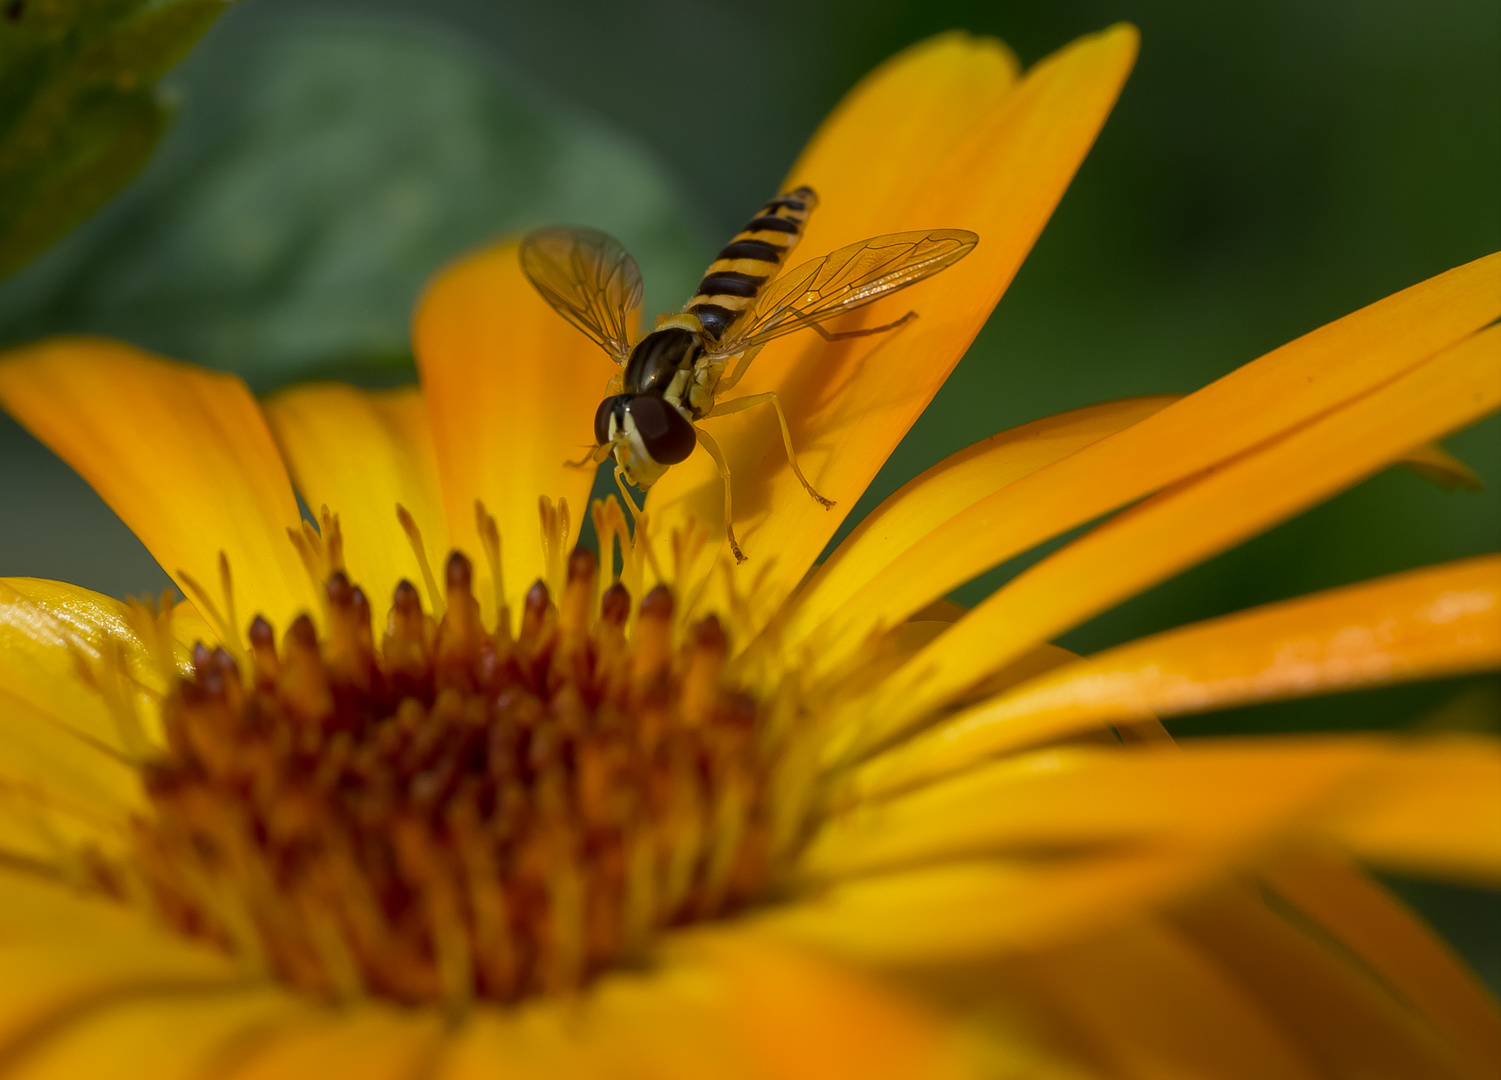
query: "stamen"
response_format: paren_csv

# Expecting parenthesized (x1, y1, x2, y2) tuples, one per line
(176, 560, 234, 649)
(435, 552, 484, 690)
(123, 589, 183, 689)
(681, 615, 727, 727)
(473, 499, 508, 641)
(382, 580, 432, 693)
(591, 495, 634, 607)
(318, 506, 345, 576)
(670, 516, 714, 619)
(325, 573, 374, 691)
(396, 503, 446, 619)
(631, 585, 674, 693)
(217, 552, 245, 671)
(280, 614, 333, 726)
(248, 615, 280, 688)
(287, 511, 346, 622)
(537, 496, 571, 598)
(72, 637, 152, 760)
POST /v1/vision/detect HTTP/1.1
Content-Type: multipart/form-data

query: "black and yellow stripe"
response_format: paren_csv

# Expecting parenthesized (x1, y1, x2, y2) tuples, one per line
(689, 186, 818, 340)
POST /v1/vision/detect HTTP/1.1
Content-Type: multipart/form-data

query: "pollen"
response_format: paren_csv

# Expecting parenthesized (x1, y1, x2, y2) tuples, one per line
(127, 540, 787, 1007)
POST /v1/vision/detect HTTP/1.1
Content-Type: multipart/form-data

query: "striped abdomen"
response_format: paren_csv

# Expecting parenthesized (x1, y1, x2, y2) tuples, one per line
(689, 186, 818, 341)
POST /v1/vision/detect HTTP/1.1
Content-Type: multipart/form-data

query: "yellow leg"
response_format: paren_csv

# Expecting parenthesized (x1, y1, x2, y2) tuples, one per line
(566, 443, 613, 470)
(693, 427, 746, 564)
(613, 462, 643, 525)
(712, 343, 765, 396)
(701, 392, 834, 509)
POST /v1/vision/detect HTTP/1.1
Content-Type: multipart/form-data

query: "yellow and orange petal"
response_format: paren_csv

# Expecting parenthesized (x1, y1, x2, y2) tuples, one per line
(263, 382, 450, 619)
(791, 251, 1501, 681)
(413, 239, 614, 626)
(840, 316, 1501, 754)
(0, 21, 1496, 1080)
(648, 26, 1141, 632)
(852, 555, 1501, 795)
(0, 340, 317, 635)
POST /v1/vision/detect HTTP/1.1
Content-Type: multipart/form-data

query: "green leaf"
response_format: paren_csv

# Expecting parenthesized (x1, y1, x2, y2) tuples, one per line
(0, 0, 230, 278)
(0, 9, 714, 389)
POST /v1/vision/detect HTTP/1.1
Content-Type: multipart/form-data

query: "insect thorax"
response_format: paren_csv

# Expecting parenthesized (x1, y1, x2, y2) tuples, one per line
(623, 325, 703, 412)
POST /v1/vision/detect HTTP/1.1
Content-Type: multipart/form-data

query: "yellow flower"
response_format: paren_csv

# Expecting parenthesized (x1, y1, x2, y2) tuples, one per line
(0, 24, 1499, 1079)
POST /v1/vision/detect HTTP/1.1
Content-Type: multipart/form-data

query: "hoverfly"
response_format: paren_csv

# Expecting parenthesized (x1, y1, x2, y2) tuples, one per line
(521, 186, 977, 562)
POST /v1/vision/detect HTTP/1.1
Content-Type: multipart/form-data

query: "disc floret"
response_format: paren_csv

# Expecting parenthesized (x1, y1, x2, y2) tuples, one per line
(132, 545, 784, 1006)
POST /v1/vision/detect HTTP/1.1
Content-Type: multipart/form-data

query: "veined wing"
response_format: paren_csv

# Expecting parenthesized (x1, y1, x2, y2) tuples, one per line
(520, 227, 643, 363)
(704, 229, 978, 359)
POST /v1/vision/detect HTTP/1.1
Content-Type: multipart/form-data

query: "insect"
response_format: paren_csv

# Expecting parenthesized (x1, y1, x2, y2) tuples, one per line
(520, 186, 978, 562)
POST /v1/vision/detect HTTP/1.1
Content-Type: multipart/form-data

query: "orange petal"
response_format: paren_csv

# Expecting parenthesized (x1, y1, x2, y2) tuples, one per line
(680, 934, 971, 1080)
(438, 936, 970, 1080)
(1018, 920, 1323, 1079)
(1172, 881, 1478, 1078)
(263, 383, 449, 619)
(0, 869, 258, 1070)
(777, 395, 1179, 661)
(785, 31, 1020, 246)
(414, 239, 611, 625)
(226, 1006, 446, 1080)
(855, 555, 1501, 795)
(0, 578, 164, 863)
(779, 736, 1501, 963)
(817, 736, 1501, 891)
(1264, 856, 1501, 1068)
(813, 739, 1384, 882)
(7, 987, 303, 1080)
(1318, 737, 1501, 885)
(646, 27, 1139, 634)
(850, 322, 1501, 753)
(0, 339, 317, 636)
(749, 850, 1194, 966)
(813, 252, 1501, 680)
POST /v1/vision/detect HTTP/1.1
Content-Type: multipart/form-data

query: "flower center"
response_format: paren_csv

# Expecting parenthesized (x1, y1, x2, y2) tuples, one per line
(129, 543, 784, 1007)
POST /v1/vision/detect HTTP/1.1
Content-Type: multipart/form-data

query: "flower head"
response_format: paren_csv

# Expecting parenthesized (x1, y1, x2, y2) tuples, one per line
(0, 25, 1498, 1078)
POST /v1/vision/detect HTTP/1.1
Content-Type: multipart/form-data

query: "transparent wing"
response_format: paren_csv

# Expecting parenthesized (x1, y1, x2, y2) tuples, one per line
(520, 227, 644, 363)
(705, 229, 978, 358)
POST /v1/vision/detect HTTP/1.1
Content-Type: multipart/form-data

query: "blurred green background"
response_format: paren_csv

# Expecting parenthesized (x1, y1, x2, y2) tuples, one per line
(1, 0, 1498, 982)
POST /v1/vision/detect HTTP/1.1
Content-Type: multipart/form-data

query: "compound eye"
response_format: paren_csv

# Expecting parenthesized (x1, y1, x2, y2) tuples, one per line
(594, 395, 625, 446)
(626, 396, 696, 465)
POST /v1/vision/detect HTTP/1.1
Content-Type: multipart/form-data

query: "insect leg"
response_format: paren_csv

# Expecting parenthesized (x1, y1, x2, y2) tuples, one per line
(612, 463, 644, 524)
(712, 343, 766, 396)
(701, 392, 834, 510)
(565, 443, 613, 469)
(693, 426, 746, 564)
(809, 310, 916, 342)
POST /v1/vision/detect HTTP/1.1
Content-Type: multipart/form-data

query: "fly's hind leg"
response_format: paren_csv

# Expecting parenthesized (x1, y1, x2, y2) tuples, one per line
(693, 427, 746, 563)
(701, 392, 834, 510)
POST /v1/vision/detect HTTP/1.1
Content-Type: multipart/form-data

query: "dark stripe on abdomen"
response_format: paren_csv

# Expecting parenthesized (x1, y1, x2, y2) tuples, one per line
(690, 187, 819, 342)
(696, 271, 765, 298)
(692, 303, 735, 338)
(744, 215, 800, 234)
(717, 239, 782, 263)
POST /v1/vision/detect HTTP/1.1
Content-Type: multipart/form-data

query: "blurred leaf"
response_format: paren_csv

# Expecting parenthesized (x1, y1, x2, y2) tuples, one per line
(0, 9, 713, 388)
(0, 0, 230, 278)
